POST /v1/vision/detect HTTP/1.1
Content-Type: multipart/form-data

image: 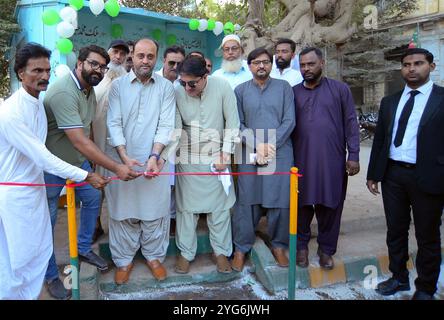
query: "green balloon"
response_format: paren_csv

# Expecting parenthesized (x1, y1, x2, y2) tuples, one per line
(166, 34, 177, 46)
(224, 21, 235, 33)
(111, 24, 123, 38)
(189, 19, 199, 31)
(207, 19, 216, 31)
(152, 29, 162, 41)
(57, 38, 73, 54)
(69, 0, 84, 10)
(105, 0, 120, 17)
(42, 9, 60, 26)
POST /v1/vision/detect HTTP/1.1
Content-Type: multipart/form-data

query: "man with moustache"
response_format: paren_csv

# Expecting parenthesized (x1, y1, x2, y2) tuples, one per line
(124, 40, 134, 72)
(231, 48, 295, 271)
(156, 45, 186, 85)
(367, 48, 444, 300)
(155, 45, 186, 237)
(213, 34, 252, 89)
(270, 38, 303, 87)
(92, 40, 130, 243)
(43, 45, 140, 299)
(291, 47, 360, 270)
(0, 43, 108, 300)
(106, 38, 175, 284)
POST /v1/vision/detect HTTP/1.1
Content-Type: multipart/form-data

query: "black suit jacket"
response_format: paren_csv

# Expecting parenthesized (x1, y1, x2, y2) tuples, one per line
(367, 84, 444, 195)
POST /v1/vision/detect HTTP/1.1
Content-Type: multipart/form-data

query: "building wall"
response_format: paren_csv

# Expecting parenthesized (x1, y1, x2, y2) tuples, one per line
(10, 1, 223, 92)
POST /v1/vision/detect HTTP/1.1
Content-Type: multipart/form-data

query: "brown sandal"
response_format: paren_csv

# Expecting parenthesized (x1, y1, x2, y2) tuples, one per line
(175, 255, 190, 274)
(215, 254, 232, 274)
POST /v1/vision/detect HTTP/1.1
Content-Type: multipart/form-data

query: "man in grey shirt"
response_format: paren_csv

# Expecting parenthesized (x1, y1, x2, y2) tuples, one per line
(232, 47, 295, 272)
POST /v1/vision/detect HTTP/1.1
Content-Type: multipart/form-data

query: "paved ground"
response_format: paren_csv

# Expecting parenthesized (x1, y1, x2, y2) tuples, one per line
(38, 142, 444, 300)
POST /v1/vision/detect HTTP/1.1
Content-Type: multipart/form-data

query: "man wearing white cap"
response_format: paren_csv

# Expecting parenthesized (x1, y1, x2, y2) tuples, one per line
(213, 34, 252, 90)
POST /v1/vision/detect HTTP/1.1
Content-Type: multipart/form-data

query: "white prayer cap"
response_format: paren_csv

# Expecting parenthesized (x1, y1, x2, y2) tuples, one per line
(219, 34, 241, 49)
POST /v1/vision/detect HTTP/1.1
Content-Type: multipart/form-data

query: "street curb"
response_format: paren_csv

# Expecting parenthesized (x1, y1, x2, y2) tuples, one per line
(251, 238, 444, 294)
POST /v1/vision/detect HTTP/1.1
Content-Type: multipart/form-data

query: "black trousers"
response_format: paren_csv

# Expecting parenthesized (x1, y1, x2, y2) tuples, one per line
(381, 162, 444, 295)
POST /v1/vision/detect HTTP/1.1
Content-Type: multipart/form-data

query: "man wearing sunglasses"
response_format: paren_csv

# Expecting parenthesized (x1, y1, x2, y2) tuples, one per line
(213, 34, 252, 90)
(164, 56, 240, 275)
(156, 45, 186, 84)
(43, 45, 141, 299)
(155, 45, 186, 238)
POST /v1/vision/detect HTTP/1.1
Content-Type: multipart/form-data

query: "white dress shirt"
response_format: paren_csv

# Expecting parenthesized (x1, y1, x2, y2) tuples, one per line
(270, 65, 303, 87)
(389, 79, 434, 163)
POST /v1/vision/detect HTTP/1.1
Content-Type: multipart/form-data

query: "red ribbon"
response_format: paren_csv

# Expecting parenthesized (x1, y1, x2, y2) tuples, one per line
(0, 171, 302, 188)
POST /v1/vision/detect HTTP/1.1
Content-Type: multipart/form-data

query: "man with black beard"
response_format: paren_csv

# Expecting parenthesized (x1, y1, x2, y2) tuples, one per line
(270, 38, 303, 87)
(43, 45, 141, 299)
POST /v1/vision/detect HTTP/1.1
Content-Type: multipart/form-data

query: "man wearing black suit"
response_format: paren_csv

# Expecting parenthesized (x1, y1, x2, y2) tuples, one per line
(367, 48, 444, 300)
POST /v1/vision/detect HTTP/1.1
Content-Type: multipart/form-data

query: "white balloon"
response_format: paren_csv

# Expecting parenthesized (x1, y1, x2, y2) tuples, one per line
(213, 21, 223, 36)
(198, 19, 208, 32)
(56, 21, 75, 38)
(60, 6, 77, 23)
(71, 17, 78, 29)
(90, 0, 105, 16)
(234, 23, 241, 31)
(55, 64, 71, 78)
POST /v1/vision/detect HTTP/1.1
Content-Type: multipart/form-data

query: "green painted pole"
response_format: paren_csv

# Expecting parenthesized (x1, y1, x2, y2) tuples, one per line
(288, 167, 299, 300)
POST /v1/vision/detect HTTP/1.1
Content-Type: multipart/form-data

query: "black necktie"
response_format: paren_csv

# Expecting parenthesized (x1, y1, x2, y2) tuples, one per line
(394, 90, 420, 147)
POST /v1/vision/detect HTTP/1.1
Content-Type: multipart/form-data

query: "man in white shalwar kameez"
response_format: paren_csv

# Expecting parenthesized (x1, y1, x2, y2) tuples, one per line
(105, 38, 175, 284)
(0, 43, 107, 299)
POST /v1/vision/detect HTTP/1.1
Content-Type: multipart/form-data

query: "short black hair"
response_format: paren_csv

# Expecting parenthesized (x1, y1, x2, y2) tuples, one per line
(78, 45, 110, 67)
(401, 48, 434, 64)
(187, 50, 205, 59)
(177, 56, 208, 77)
(133, 38, 159, 56)
(14, 42, 51, 81)
(299, 47, 323, 59)
(126, 40, 135, 47)
(247, 47, 273, 65)
(163, 45, 186, 59)
(275, 38, 296, 53)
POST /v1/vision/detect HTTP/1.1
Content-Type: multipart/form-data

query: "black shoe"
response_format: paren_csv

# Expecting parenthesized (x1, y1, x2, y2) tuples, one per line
(46, 278, 71, 300)
(375, 277, 410, 296)
(79, 251, 108, 271)
(412, 290, 434, 300)
(296, 249, 309, 268)
(317, 247, 334, 270)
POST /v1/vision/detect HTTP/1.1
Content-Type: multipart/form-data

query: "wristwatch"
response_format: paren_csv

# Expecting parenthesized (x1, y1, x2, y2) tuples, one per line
(149, 152, 160, 161)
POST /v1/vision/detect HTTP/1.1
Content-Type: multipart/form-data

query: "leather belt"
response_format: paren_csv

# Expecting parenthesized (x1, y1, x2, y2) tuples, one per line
(389, 159, 416, 169)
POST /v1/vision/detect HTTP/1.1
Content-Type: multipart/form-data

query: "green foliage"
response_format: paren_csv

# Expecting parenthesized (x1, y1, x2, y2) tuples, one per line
(198, 0, 248, 26)
(0, 0, 20, 98)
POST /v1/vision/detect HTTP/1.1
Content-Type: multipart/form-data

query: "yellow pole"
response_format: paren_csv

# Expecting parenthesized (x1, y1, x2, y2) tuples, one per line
(288, 167, 299, 300)
(66, 180, 80, 300)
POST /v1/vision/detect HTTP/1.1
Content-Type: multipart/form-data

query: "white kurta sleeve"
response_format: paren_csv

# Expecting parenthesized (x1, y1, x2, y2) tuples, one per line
(0, 111, 88, 182)
(154, 82, 176, 146)
(107, 79, 127, 147)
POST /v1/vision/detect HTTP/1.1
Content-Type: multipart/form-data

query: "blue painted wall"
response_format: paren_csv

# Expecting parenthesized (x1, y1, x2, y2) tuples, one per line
(10, 0, 224, 92)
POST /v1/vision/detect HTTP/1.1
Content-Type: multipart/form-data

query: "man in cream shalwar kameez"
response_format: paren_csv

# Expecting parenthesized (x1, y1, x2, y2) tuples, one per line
(168, 56, 240, 274)
(0, 43, 106, 299)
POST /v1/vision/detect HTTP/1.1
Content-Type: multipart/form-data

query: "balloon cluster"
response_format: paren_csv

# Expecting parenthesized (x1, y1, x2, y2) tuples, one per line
(188, 18, 241, 36)
(41, 0, 121, 55)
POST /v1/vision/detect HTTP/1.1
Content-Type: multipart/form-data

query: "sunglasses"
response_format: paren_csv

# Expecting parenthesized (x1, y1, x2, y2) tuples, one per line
(167, 60, 181, 67)
(179, 76, 203, 88)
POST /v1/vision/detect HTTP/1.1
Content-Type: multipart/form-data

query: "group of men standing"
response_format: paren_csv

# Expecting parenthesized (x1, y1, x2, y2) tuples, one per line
(0, 30, 442, 301)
